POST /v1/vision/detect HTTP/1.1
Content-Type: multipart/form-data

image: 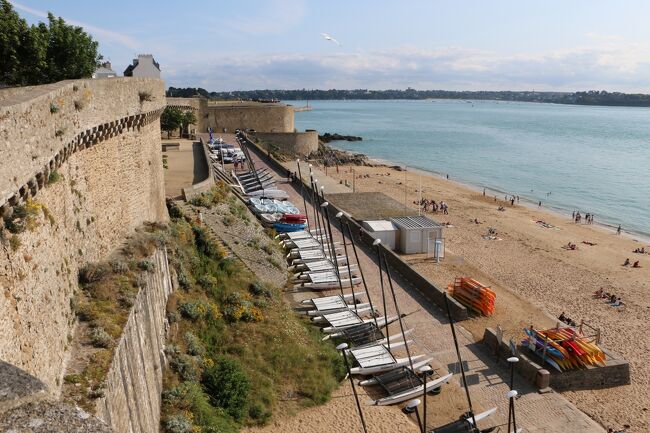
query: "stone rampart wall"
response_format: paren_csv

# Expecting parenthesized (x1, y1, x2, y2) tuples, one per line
(95, 248, 172, 433)
(252, 130, 318, 156)
(207, 104, 294, 133)
(0, 77, 164, 215)
(0, 78, 167, 391)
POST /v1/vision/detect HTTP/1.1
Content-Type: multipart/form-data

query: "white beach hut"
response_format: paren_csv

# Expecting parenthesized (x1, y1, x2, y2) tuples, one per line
(362, 220, 398, 250)
(390, 216, 444, 257)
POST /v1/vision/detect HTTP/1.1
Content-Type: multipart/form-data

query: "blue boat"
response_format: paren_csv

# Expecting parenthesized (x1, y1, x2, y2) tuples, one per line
(273, 222, 307, 233)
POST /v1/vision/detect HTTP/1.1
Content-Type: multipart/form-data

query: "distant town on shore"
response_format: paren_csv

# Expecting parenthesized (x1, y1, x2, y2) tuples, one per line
(167, 87, 650, 107)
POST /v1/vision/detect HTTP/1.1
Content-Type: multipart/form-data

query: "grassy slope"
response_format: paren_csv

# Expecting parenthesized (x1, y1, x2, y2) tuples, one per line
(161, 201, 345, 433)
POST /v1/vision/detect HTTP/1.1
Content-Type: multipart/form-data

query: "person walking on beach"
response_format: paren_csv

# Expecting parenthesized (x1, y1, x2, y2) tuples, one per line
(538, 201, 542, 207)
(483, 188, 486, 196)
(572, 211, 575, 220)
(617, 225, 622, 235)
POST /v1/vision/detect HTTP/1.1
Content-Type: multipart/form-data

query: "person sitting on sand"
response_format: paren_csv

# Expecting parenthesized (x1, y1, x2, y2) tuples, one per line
(633, 261, 641, 268)
(609, 294, 617, 304)
(474, 218, 481, 224)
(623, 258, 630, 266)
(594, 288, 604, 298)
(558, 312, 567, 322)
(612, 297, 624, 307)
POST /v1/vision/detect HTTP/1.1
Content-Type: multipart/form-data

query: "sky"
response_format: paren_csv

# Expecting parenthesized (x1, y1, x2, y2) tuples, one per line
(10, 0, 650, 92)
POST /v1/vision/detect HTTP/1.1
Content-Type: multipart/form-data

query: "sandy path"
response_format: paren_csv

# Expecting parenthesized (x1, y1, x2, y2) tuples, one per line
(325, 162, 649, 432)
(244, 382, 421, 433)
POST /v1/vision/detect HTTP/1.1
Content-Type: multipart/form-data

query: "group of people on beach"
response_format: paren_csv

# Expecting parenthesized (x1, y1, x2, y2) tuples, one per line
(593, 288, 625, 307)
(417, 198, 448, 214)
(632, 247, 646, 254)
(572, 211, 594, 224)
(607, 427, 628, 433)
(622, 258, 641, 268)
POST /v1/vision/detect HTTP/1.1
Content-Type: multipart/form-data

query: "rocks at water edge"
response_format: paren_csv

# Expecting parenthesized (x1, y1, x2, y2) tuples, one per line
(318, 132, 363, 143)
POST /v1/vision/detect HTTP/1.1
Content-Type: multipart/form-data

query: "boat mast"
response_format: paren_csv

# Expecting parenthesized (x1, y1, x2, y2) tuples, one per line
(444, 294, 478, 427)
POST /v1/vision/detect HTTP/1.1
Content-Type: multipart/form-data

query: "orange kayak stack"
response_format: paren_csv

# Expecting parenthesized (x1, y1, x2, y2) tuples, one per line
(447, 277, 496, 316)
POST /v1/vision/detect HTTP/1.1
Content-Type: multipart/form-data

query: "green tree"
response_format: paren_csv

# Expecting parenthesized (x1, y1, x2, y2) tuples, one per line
(44, 12, 100, 82)
(0, 1, 101, 86)
(0, 0, 29, 85)
(161, 107, 183, 138)
(180, 110, 197, 137)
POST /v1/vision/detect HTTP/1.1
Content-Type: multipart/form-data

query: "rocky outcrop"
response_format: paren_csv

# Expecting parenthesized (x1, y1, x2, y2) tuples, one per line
(318, 132, 362, 143)
(309, 142, 369, 166)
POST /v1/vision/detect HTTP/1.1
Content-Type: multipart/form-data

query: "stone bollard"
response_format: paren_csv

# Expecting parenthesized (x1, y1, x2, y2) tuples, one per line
(536, 368, 550, 390)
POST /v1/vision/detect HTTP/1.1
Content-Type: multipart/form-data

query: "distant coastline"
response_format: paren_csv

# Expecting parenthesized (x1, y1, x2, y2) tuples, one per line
(167, 87, 650, 108)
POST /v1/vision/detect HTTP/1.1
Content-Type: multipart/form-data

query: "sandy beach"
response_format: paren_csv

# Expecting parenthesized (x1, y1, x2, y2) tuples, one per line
(317, 159, 649, 431)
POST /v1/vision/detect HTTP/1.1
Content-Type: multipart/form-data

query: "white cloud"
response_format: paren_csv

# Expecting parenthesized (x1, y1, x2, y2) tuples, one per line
(163, 41, 650, 92)
(9, 0, 139, 51)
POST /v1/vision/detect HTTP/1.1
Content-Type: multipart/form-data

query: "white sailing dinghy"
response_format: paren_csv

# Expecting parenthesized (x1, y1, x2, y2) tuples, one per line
(321, 313, 398, 334)
(289, 248, 346, 265)
(367, 372, 453, 406)
(300, 292, 365, 308)
(348, 343, 432, 376)
(293, 270, 360, 290)
(291, 259, 357, 276)
(311, 305, 372, 323)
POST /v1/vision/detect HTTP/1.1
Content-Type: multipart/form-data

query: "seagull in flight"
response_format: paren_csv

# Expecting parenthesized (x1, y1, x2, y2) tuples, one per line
(321, 33, 341, 46)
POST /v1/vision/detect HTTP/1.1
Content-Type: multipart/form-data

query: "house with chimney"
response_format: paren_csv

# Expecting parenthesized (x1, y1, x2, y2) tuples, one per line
(123, 54, 161, 78)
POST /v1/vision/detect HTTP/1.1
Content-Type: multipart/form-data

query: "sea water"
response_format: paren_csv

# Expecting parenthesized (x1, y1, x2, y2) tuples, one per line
(292, 99, 650, 238)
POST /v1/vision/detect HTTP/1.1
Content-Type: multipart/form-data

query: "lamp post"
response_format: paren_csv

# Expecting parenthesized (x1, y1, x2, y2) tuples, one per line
(507, 356, 519, 389)
(419, 365, 432, 433)
(506, 356, 519, 433)
(507, 389, 518, 433)
(404, 398, 423, 433)
(337, 343, 368, 433)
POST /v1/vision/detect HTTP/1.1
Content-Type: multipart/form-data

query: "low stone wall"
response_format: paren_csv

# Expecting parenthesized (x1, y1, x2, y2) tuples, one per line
(482, 328, 630, 391)
(251, 130, 319, 156)
(182, 138, 215, 201)
(95, 248, 173, 433)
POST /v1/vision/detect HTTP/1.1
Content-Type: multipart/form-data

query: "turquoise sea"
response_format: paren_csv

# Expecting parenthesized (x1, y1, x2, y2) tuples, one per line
(292, 99, 650, 238)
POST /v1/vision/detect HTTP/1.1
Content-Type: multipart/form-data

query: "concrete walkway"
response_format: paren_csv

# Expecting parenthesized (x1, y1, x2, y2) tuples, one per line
(245, 148, 605, 433)
(163, 139, 209, 199)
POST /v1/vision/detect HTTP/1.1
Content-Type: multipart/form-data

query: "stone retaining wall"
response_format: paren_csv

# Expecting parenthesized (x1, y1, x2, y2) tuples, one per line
(251, 130, 319, 156)
(182, 137, 215, 201)
(95, 248, 173, 433)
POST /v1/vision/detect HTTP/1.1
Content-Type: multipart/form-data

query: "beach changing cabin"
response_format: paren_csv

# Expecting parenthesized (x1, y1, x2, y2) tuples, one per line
(361, 220, 398, 250)
(390, 216, 444, 257)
